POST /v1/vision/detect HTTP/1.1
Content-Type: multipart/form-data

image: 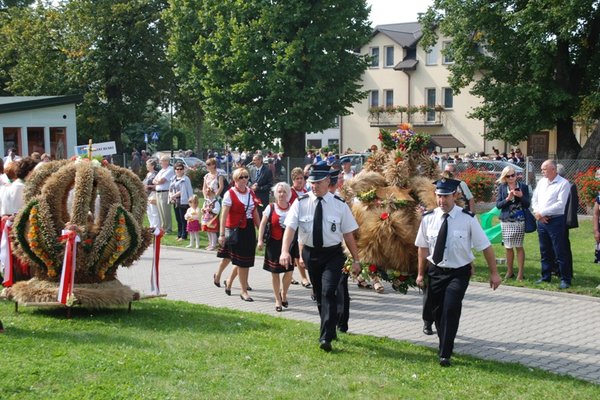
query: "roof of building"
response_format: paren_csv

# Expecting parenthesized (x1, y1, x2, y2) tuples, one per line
(394, 59, 419, 71)
(0, 95, 83, 114)
(373, 22, 422, 48)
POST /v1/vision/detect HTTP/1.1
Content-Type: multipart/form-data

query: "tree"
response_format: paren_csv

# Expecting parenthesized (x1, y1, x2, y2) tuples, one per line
(420, 0, 600, 159)
(184, 0, 372, 157)
(0, 5, 70, 96)
(64, 0, 174, 152)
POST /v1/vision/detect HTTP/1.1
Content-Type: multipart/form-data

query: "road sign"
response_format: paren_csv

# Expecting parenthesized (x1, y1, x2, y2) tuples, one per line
(74, 141, 117, 157)
(152, 132, 159, 141)
(144, 133, 148, 143)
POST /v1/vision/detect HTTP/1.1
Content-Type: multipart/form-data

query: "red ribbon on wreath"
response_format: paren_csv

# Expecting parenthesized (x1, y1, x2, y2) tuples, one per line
(0, 219, 14, 287)
(150, 227, 165, 295)
(57, 230, 80, 305)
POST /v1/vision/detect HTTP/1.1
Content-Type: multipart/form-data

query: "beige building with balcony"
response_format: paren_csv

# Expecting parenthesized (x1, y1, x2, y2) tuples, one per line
(340, 22, 564, 159)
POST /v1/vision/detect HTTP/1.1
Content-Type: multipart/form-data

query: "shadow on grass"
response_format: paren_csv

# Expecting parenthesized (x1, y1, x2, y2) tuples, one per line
(6, 299, 278, 337)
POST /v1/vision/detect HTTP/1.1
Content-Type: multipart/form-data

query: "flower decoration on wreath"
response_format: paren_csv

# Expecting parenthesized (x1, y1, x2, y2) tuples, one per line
(378, 123, 431, 154)
(343, 258, 417, 294)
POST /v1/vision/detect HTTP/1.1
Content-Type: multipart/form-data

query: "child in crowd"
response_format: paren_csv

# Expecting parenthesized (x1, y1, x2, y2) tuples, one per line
(185, 195, 201, 248)
(201, 189, 221, 250)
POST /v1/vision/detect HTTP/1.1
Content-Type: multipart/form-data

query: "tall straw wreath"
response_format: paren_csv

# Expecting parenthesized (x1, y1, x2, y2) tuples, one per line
(340, 123, 440, 293)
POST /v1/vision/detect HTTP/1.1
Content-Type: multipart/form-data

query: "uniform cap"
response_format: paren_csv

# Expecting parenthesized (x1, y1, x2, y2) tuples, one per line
(434, 178, 461, 195)
(307, 161, 332, 182)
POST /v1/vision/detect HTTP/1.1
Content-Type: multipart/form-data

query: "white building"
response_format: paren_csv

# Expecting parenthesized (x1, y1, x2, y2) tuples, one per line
(339, 22, 557, 159)
(0, 95, 81, 159)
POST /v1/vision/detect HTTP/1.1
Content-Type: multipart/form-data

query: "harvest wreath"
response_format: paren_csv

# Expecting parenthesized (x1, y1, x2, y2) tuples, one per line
(5, 155, 152, 308)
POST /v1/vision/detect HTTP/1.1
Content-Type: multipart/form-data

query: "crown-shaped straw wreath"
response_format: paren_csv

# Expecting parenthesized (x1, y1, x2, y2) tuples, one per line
(11, 158, 152, 283)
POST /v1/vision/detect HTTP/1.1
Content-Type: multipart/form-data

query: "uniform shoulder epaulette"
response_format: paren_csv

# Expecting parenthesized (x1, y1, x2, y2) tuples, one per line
(334, 195, 345, 203)
(298, 194, 309, 201)
(423, 209, 434, 216)
(462, 209, 475, 217)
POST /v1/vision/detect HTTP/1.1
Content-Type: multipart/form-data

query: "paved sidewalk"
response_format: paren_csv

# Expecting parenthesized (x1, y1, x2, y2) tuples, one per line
(118, 246, 600, 384)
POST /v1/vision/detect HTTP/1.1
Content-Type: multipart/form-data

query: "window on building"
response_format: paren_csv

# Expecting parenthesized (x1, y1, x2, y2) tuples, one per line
(426, 88, 436, 122)
(27, 127, 45, 155)
(443, 41, 454, 64)
(370, 47, 379, 67)
(426, 44, 438, 65)
(443, 88, 454, 109)
(370, 90, 379, 108)
(384, 46, 394, 67)
(307, 139, 322, 149)
(332, 116, 339, 128)
(3, 127, 21, 156)
(385, 90, 394, 107)
(50, 127, 68, 159)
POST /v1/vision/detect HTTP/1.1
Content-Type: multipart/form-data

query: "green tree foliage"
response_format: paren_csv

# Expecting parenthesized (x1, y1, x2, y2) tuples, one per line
(0, 0, 35, 9)
(420, 0, 600, 158)
(184, 0, 372, 157)
(0, 6, 70, 96)
(0, 1, 174, 153)
(64, 0, 174, 152)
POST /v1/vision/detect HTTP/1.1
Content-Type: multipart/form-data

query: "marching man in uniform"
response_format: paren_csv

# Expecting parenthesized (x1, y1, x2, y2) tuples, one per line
(415, 178, 501, 366)
(280, 162, 361, 352)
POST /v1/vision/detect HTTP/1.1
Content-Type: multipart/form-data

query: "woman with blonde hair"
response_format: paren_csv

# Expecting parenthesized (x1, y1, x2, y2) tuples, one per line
(496, 166, 530, 281)
(257, 182, 294, 311)
(215, 167, 260, 301)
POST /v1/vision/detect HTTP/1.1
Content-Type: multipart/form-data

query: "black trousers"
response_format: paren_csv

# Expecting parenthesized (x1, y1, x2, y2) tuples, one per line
(303, 245, 345, 342)
(422, 276, 434, 323)
(173, 204, 189, 239)
(336, 273, 350, 332)
(427, 262, 471, 359)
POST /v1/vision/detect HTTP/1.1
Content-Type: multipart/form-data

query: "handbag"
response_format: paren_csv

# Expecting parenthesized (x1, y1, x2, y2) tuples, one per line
(262, 204, 272, 244)
(224, 227, 239, 246)
(524, 208, 537, 233)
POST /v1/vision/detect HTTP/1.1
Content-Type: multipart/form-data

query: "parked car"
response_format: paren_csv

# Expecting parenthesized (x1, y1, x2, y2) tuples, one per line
(153, 152, 206, 170)
(171, 157, 206, 170)
(339, 153, 371, 173)
(453, 160, 525, 180)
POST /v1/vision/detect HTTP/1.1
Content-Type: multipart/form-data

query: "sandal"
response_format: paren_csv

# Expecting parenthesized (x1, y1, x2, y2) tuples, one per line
(301, 281, 312, 288)
(290, 279, 299, 285)
(357, 280, 372, 289)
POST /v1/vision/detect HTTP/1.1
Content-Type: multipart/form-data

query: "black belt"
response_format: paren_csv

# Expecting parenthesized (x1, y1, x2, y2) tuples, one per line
(429, 262, 470, 273)
(305, 243, 342, 253)
(156, 190, 168, 193)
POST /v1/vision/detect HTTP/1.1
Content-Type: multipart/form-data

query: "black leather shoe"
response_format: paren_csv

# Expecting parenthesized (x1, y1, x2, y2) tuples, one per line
(240, 295, 254, 302)
(423, 321, 434, 335)
(439, 357, 451, 367)
(319, 340, 332, 352)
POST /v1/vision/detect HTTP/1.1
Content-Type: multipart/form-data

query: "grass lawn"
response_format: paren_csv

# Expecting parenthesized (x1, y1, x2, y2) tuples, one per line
(473, 218, 600, 297)
(1, 299, 599, 399)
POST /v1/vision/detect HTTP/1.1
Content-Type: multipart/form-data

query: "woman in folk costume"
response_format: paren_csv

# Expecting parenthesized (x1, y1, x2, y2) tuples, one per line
(257, 182, 294, 312)
(214, 167, 260, 301)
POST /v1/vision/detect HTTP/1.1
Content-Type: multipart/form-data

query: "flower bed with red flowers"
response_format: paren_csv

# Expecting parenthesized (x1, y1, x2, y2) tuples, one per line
(456, 168, 495, 202)
(574, 167, 600, 207)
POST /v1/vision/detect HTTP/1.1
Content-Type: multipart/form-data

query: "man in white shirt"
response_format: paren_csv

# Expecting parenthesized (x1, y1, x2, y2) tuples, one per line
(444, 163, 474, 212)
(415, 178, 501, 367)
(531, 160, 572, 288)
